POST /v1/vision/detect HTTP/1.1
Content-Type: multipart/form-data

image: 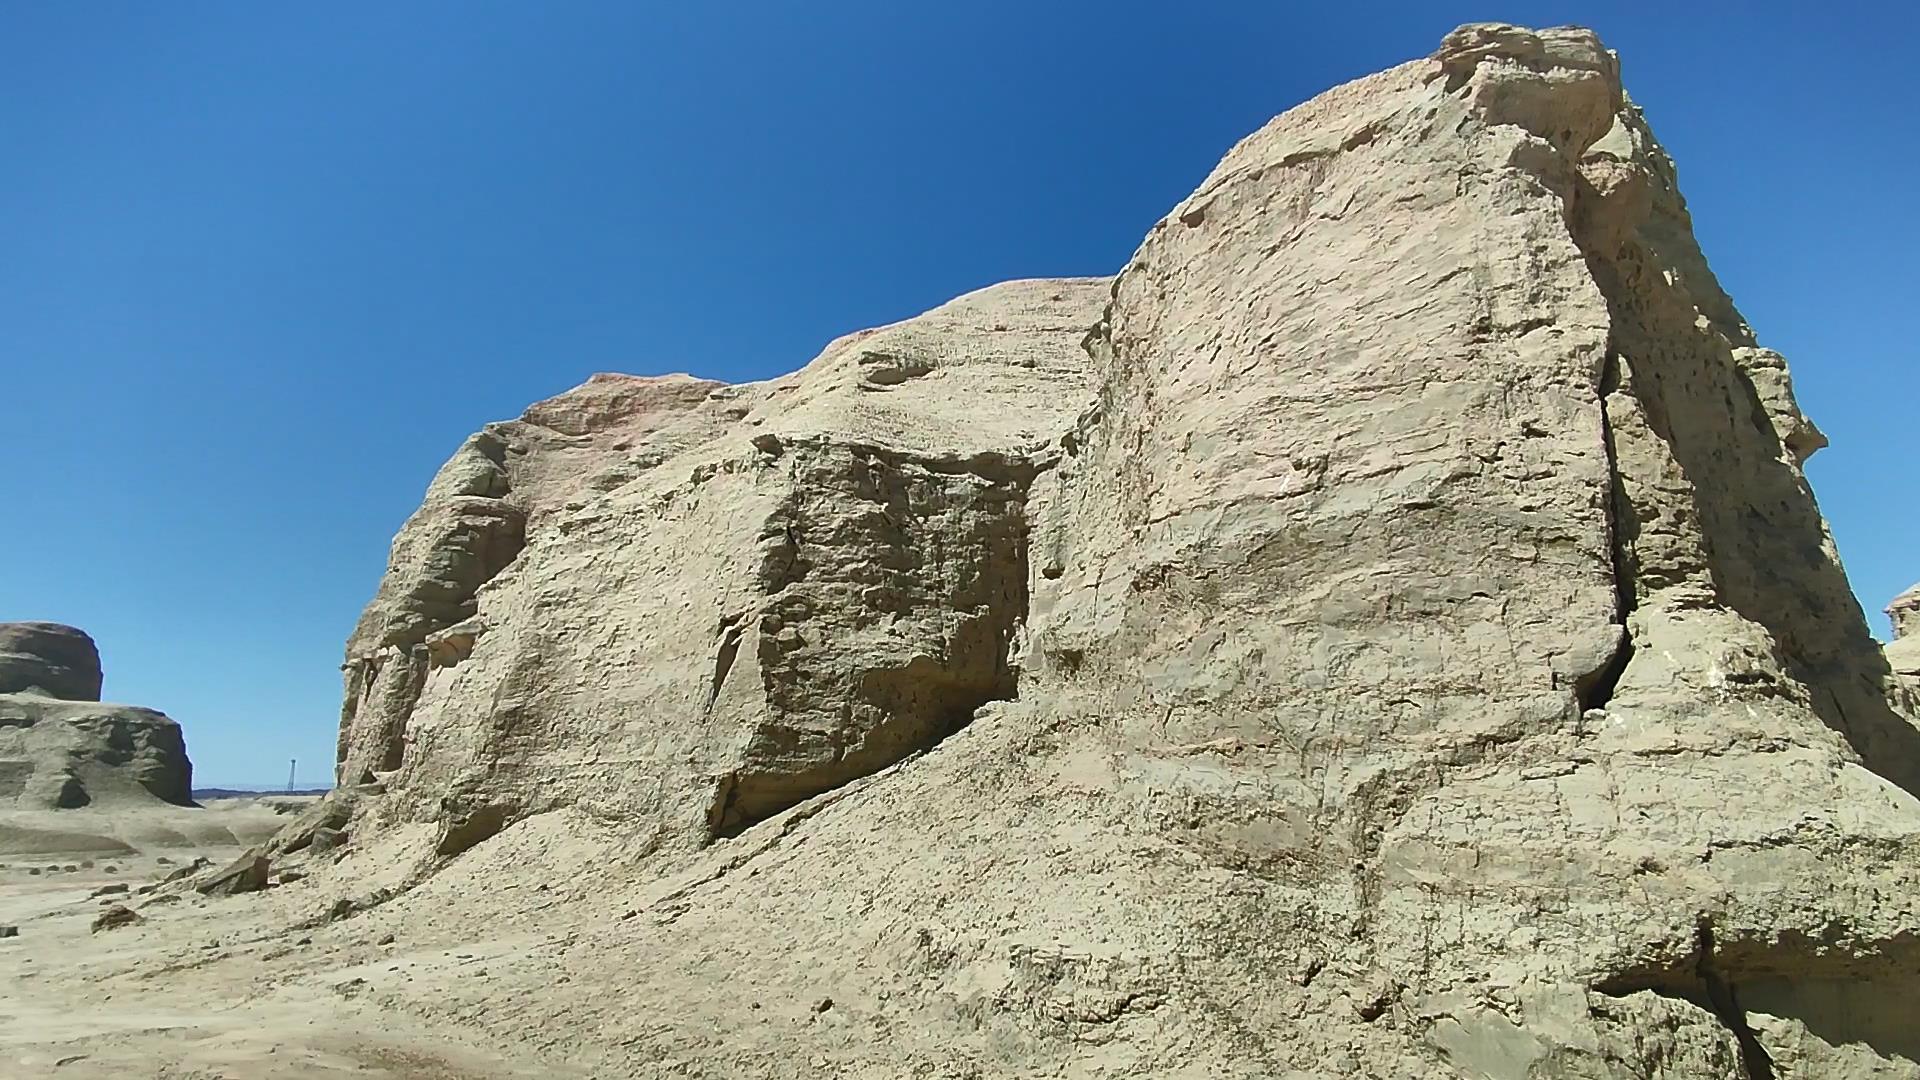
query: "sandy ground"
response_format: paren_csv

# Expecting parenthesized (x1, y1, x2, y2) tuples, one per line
(0, 799, 581, 1080)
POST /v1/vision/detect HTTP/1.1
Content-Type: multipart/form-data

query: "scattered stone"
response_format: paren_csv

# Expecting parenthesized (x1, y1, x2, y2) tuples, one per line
(0, 925, 17, 938)
(88, 883, 129, 898)
(90, 905, 141, 933)
(194, 850, 270, 896)
(160, 856, 213, 884)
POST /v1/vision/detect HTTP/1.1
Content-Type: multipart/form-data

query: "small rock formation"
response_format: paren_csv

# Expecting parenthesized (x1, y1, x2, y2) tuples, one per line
(292, 24, 1920, 1078)
(194, 849, 271, 896)
(90, 904, 141, 933)
(0, 623, 193, 809)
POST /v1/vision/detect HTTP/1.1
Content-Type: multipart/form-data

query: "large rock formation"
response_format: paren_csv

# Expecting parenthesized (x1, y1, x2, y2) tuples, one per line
(307, 25, 1920, 1078)
(0, 623, 193, 809)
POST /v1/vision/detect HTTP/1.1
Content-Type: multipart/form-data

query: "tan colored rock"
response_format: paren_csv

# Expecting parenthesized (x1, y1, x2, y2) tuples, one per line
(332, 278, 1107, 849)
(1884, 583, 1920, 718)
(0, 622, 103, 701)
(194, 849, 271, 896)
(89, 903, 141, 933)
(281, 22, 1920, 1078)
(0, 623, 193, 810)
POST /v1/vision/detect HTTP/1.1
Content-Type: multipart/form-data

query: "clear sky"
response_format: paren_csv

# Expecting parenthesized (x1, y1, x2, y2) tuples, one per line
(3, 3, 1914, 788)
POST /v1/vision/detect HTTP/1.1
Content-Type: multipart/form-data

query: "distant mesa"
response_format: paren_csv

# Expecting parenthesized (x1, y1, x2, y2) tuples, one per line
(0, 621, 193, 809)
(1887, 583, 1920, 714)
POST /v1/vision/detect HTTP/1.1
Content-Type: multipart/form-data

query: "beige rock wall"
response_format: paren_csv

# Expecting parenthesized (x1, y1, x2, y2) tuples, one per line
(305, 24, 1920, 1079)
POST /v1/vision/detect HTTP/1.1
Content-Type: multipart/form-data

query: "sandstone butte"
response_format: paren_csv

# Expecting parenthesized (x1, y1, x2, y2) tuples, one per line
(0, 622, 193, 811)
(88, 23, 1920, 1080)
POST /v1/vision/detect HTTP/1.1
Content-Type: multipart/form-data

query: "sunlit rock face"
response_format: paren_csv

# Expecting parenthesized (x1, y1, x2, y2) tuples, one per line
(306, 25, 1920, 1078)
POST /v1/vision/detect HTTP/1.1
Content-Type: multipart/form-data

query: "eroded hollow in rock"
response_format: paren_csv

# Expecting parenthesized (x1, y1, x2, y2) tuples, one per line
(434, 802, 511, 858)
(708, 448, 1035, 839)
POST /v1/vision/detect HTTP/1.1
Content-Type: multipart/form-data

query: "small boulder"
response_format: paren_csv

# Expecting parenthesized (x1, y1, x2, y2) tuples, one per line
(0, 925, 18, 938)
(195, 850, 271, 896)
(91, 905, 141, 933)
(89, 883, 129, 898)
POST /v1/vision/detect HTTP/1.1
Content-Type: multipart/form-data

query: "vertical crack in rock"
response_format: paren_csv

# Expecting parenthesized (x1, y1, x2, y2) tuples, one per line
(1694, 923, 1778, 1080)
(707, 614, 746, 711)
(1578, 345, 1637, 714)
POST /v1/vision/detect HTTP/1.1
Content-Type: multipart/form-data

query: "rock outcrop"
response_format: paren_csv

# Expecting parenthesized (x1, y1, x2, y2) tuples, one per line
(333, 282, 1106, 847)
(1886, 583, 1920, 717)
(303, 25, 1920, 1078)
(0, 622, 104, 701)
(0, 623, 193, 809)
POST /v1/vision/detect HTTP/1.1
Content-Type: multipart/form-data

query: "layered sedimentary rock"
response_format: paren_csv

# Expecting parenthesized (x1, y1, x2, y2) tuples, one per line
(312, 25, 1920, 1078)
(0, 623, 193, 809)
(335, 281, 1106, 848)
(0, 622, 104, 701)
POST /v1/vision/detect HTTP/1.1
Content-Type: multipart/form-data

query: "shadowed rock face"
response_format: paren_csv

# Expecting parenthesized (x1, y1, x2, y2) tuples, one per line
(306, 24, 1920, 1078)
(0, 622, 192, 809)
(0, 622, 104, 701)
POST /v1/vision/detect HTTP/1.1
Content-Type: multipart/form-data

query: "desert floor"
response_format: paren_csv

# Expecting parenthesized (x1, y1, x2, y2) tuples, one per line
(0, 798, 577, 1080)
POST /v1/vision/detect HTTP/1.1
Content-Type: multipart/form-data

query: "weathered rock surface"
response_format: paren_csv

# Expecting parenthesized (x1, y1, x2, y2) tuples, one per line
(194, 849, 271, 896)
(1885, 583, 1920, 717)
(0, 623, 194, 810)
(0, 622, 104, 700)
(334, 280, 1106, 846)
(294, 24, 1920, 1079)
(89, 903, 141, 933)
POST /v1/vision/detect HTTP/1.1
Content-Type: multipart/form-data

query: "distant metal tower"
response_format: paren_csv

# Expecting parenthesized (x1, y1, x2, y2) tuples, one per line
(287, 758, 297, 792)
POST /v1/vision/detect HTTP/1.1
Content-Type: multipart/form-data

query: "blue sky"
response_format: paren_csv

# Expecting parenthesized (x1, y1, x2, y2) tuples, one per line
(3, 3, 1913, 787)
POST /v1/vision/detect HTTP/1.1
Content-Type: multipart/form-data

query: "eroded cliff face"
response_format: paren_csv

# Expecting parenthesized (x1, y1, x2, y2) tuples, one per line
(302, 25, 1920, 1079)
(334, 279, 1108, 851)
